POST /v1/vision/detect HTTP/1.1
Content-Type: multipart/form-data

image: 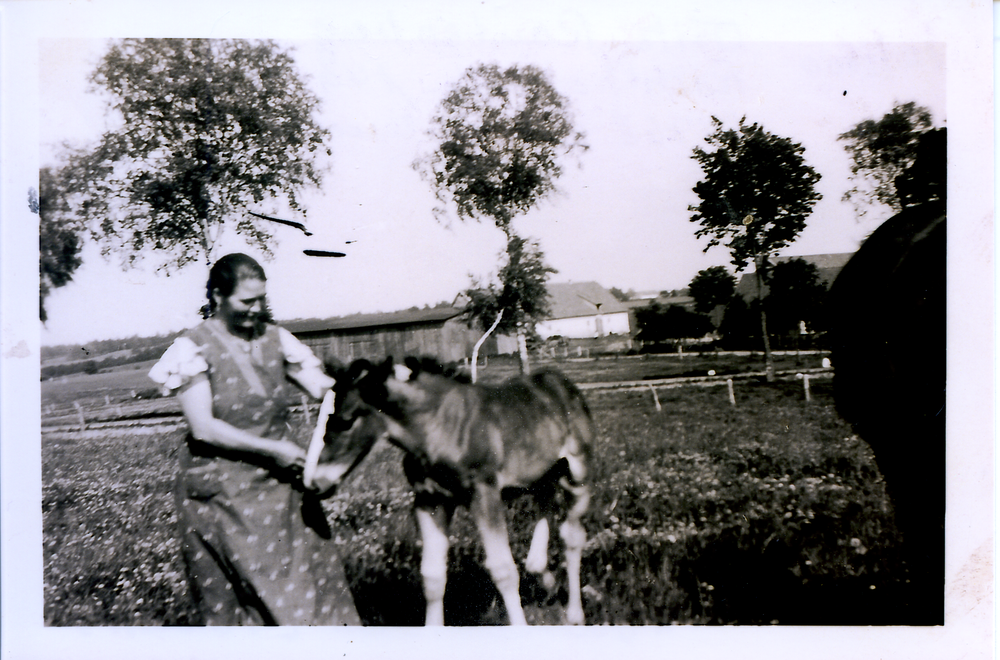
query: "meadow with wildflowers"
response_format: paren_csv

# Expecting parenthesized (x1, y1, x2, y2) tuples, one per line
(42, 357, 914, 626)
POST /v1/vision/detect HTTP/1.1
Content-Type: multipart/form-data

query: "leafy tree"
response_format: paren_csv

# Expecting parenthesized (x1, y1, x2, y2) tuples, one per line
(838, 102, 934, 217)
(718, 295, 759, 350)
(609, 287, 632, 302)
(63, 38, 331, 272)
(462, 235, 556, 377)
(764, 258, 829, 337)
(634, 301, 713, 347)
(689, 116, 822, 379)
(688, 266, 736, 316)
(892, 127, 946, 209)
(37, 166, 85, 323)
(414, 63, 587, 372)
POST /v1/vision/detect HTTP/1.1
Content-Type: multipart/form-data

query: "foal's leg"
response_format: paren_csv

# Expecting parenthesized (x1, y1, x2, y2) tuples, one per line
(525, 477, 558, 590)
(559, 477, 590, 625)
(471, 482, 527, 625)
(524, 518, 550, 574)
(413, 504, 451, 626)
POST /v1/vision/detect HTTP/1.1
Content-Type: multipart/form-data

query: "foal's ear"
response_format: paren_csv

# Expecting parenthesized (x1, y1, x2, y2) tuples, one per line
(348, 359, 373, 382)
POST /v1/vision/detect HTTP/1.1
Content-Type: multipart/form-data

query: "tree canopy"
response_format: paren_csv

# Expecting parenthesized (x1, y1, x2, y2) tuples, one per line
(415, 62, 585, 372)
(689, 116, 822, 272)
(838, 102, 934, 217)
(414, 63, 587, 235)
(764, 258, 829, 336)
(689, 116, 821, 378)
(463, 235, 556, 337)
(634, 302, 713, 345)
(688, 266, 736, 315)
(38, 166, 85, 322)
(64, 38, 331, 272)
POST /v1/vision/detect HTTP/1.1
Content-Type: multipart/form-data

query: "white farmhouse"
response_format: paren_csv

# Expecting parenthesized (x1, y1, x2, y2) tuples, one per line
(535, 282, 632, 339)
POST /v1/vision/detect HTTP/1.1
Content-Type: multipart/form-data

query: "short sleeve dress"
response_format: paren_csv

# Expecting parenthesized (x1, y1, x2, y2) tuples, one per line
(149, 318, 361, 626)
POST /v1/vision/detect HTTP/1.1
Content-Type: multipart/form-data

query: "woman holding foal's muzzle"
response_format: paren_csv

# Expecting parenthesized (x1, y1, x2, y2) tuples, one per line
(149, 253, 360, 625)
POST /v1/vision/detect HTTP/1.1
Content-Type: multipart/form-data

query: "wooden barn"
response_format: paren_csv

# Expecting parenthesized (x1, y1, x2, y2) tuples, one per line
(283, 306, 517, 364)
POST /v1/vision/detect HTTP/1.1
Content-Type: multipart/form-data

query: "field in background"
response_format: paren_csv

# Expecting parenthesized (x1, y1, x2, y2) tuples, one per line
(41, 352, 826, 419)
(41, 354, 919, 626)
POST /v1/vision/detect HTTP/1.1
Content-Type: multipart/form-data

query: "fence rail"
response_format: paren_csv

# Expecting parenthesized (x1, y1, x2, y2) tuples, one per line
(41, 368, 834, 433)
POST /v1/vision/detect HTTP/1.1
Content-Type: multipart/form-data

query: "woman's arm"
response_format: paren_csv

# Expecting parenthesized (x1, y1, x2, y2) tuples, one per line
(288, 367, 335, 400)
(278, 327, 335, 400)
(177, 373, 306, 470)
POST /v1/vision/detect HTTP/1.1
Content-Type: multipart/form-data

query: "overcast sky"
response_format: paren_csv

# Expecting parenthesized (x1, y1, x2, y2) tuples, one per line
(38, 37, 945, 346)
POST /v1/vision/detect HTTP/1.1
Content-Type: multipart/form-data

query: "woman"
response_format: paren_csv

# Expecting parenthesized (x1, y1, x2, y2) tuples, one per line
(149, 253, 361, 625)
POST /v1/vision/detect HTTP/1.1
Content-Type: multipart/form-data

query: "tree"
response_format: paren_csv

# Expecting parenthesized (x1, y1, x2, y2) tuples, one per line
(609, 287, 632, 303)
(718, 295, 759, 350)
(63, 39, 331, 272)
(37, 166, 85, 323)
(414, 63, 587, 372)
(689, 116, 822, 379)
(463, 235, 556, 378)
(892, 127, 946, 209)
(838, 102, 934, 217)
(634, 301, 712, 348)
(688, 266, 736, 316)
(764, 258, 829, 338)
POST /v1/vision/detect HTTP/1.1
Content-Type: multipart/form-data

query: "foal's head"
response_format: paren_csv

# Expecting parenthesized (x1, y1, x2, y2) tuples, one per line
(323, 357, 398, 433)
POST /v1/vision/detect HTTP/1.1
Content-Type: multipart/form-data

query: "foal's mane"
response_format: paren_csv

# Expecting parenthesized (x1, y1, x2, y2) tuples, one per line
(404, 356, 473, 384)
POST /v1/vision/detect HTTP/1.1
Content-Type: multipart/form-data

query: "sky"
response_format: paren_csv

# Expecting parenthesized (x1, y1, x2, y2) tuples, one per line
(36, 37, 947, 346)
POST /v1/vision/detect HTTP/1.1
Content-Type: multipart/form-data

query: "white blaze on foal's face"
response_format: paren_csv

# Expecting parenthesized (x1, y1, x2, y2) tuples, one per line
(393, 364, 413, 381)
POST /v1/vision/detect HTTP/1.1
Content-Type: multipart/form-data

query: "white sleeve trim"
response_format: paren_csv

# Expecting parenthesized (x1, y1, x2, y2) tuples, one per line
(147, 336, 208, 395)
(278, 326, 323, 371)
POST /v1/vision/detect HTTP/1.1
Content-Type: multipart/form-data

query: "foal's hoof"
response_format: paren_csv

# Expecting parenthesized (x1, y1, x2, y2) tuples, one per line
(566, 606, 585, 626)
(540, 571, 556, 591)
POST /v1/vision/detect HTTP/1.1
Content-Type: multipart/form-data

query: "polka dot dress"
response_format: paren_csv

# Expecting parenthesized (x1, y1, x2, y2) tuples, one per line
(164, 319, 360, 626)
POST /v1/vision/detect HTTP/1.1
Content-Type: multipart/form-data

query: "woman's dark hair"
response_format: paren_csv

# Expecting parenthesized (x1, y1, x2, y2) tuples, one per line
(201, 253, 268, 319)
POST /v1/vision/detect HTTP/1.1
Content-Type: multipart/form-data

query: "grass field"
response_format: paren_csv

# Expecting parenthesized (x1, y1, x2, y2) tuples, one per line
(41, 353, 918, 626)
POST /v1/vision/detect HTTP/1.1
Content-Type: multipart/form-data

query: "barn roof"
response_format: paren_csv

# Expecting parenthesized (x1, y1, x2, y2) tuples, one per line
(737, 252, 854, 299)
(545, 282, 630, 320)
(282, 306, 464, 334)
(622, 294, 695, 310)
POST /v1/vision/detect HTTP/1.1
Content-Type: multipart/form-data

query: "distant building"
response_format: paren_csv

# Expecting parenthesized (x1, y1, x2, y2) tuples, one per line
(736, 253, 854, 300)
(535, 282, 631, 339)
(284, 306, 516, 364)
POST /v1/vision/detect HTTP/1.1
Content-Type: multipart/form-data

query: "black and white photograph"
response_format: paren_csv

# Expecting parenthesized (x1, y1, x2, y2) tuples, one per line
(1, 1, 993, 658)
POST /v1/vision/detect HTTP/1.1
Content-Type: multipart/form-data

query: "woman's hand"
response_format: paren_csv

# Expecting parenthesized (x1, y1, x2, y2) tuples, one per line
(270, 439, 307, 471)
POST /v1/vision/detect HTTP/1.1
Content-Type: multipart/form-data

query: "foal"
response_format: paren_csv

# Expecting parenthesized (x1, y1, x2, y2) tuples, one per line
(316, 356, 593, 625)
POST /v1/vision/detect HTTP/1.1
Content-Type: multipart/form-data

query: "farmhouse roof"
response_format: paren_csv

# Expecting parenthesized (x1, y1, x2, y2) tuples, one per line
(736, 252, 854, 299)
(544, 282, 630, 320)
(622, 294, 696, 310)
(282, 305, 464, 334)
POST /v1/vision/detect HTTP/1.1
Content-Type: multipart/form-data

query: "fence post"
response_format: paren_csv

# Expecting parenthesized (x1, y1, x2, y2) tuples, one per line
(301, 394, 312, 426)
(649, 384, 662, 412)
(803, 374, 812, 402)
(727, 379, 736, 407)
(73, 401, 86, 431)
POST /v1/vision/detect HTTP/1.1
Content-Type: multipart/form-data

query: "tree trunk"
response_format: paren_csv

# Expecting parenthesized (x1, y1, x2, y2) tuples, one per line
(516, 326, 530, 375)
(471, 311, 503, 383)
(756, 265, 775, 382)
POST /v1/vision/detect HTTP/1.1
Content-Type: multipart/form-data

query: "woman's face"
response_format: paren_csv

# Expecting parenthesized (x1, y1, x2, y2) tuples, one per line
(214, 277, 267, 338)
